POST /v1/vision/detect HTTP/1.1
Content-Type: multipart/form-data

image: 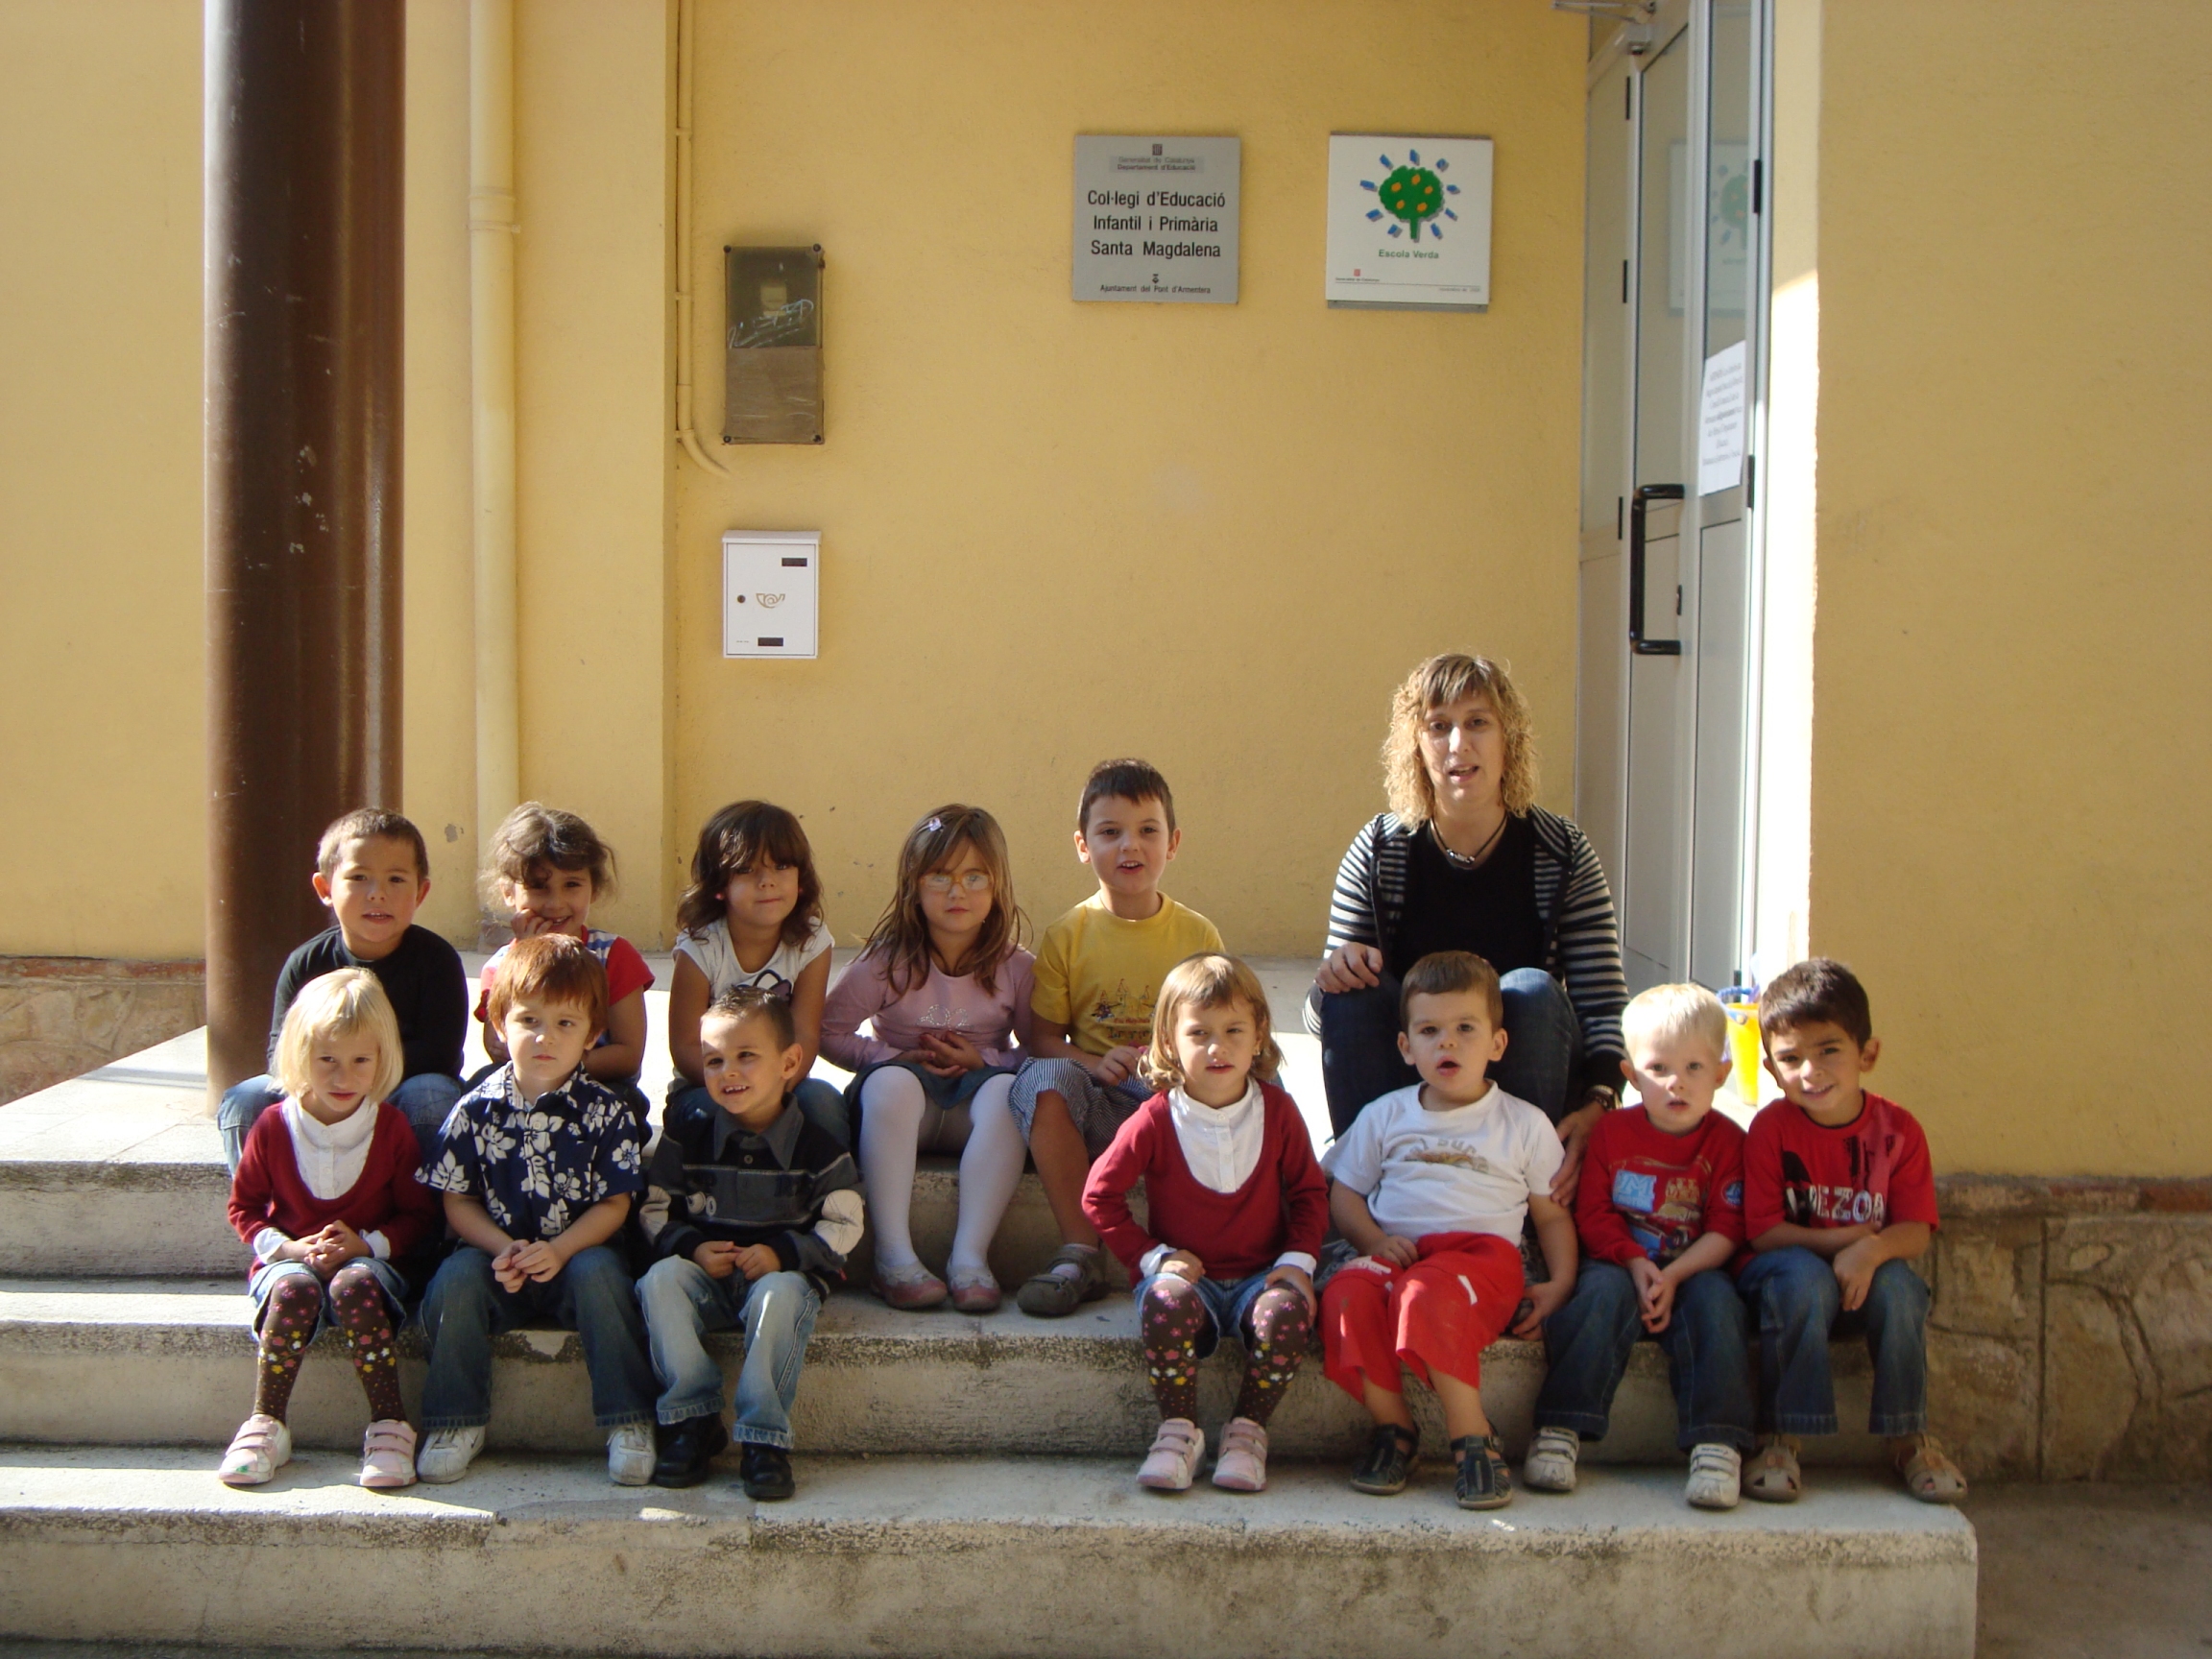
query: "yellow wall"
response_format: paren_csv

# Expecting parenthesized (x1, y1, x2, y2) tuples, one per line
(1811, 0, 2212, 1174)
(0, 0, 204, 958)
(0, 0, 495, 955)
(674, 0, 1590, 953)
(511, 0, 679, 950)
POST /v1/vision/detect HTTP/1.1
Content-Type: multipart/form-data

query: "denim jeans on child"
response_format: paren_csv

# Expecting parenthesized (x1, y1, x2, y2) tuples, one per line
(664, 1076, 848, 1149)
(637, 1257, 822, 1450)
(416, 1243, 657, 1431)
(1737, 1246, 1929, 1437)
(1534, 1260, 1755, 1452)
(218, 1070, 465, 1175)
(1318, 965, 1579, 1136)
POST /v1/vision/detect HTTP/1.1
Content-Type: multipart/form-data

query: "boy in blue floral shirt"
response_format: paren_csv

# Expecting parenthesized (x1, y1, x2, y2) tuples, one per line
(416, 934, 659, 1485)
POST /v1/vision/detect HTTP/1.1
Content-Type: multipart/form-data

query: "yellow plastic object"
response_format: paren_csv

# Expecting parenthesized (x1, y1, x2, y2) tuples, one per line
(1723, 1001, 1764, 1105)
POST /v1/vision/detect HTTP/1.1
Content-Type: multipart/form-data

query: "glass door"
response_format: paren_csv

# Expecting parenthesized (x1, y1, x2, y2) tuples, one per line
(1575, 0, 1769, 994)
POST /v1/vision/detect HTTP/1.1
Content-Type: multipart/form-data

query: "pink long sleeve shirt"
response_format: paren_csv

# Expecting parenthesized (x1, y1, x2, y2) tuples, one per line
(820, 947, 1037, 1071)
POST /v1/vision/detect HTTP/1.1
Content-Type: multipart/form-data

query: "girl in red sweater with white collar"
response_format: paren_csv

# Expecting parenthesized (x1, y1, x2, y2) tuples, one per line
(222, 969, 439, 1489)
(1082, 953, 1329, 1494)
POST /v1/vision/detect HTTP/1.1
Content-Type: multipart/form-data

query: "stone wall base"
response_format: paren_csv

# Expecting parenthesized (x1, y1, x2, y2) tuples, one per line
(1931, 1175, 2212, 1481)
(0, 958, 204, 1106)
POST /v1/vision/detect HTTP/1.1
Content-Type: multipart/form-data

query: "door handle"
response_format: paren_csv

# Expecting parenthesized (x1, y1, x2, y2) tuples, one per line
(1629, 483, 1685, 656)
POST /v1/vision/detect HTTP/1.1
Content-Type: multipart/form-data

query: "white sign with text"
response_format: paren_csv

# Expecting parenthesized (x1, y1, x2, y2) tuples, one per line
(1072, 136, 1239, 303)
(1325, 134, 1493, 310)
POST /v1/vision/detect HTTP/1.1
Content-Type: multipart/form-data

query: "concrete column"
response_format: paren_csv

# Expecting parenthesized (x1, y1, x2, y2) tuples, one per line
(204, 1, 404, 1094)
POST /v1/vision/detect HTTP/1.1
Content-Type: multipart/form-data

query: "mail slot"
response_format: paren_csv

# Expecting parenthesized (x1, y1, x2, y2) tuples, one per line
(723, 531, 820, 659)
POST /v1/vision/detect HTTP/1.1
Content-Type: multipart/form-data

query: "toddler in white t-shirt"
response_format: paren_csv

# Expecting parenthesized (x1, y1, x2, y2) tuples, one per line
(1320, 950, 1579, 1510)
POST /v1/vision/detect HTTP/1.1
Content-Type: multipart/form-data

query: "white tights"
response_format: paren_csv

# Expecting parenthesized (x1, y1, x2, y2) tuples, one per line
(856, 1067, 1026, 1278)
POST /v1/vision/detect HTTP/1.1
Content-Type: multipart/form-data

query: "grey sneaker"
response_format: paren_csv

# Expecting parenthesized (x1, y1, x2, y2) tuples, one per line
(1685, 1443, 1743, 1510)
(1015, 1244, 1108, 1317)
(1523, 1426, 1580, 1493)
(415, 1425, 485, 1484)
(607, 1422, 657, 1486)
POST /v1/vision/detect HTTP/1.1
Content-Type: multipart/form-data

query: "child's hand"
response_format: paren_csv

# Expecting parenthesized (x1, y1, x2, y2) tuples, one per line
(1513, 1276, 1572, 1338)
(1368, 1234, 1418, 1269)
(508, 908, 578, 942)
(303, 1220, 370, 1274)
(1093, 1046, 1143, 1086)
(509, 1239, 565, 1284)
(490, 1242, 530, 1293)
(732, 1243, 782, 1282)
(1157, 1249, 1205, 1284)
(692, 1240, 743, 1279)
(1833, 1237, 1882, 1310)
(1264, 1262, 1316, 1317)
(921, 1030, 987, 1074)
(1628, 1256, 1675, 1332)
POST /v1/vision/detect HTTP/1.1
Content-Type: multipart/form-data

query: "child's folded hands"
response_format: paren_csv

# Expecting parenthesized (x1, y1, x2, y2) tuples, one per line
(300, 1220, 370, 1275)
(1628, 1255, 1675, 1332)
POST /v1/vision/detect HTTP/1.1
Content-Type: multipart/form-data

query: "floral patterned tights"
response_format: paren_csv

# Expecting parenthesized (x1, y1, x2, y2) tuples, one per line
(1141, 1276, 1312, 1425)
(253, 1261, 404, 1423)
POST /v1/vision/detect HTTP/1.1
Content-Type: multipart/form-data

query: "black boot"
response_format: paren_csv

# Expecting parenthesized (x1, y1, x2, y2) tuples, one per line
(738, 1442, 795, 1501)
(651, 1415, 729, 1488)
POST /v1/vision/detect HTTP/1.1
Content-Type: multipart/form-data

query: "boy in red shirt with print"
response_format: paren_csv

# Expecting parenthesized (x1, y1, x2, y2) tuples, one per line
(1524, 983, 1753, 1509)
(1737, 958, 1965, 1504)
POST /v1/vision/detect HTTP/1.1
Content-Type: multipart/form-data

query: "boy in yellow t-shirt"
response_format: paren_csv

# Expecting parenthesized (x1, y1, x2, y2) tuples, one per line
(1009, 759, 1222, 1316)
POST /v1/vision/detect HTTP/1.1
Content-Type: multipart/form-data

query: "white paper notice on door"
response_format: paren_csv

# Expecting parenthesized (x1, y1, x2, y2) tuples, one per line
(1697, 340, 1747, 495)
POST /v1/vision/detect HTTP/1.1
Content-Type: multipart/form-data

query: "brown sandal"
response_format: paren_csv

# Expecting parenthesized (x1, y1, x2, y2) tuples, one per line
(1892, 1434, 1967, 1503)
(1744, 1434, 1802, 1503)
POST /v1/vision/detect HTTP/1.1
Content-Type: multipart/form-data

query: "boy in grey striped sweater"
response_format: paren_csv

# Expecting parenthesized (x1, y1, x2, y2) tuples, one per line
(635, 986, 863, 1499)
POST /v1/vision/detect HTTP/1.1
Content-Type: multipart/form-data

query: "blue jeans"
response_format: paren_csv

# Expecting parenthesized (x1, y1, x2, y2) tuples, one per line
(1534, 1260, 1755, 1452)
(1319, 966, 1580, 1136)
(666, 1075, 848, 1149)
(1737, 1247, 1929, 1437)
(637, 1257, 821, 1450)
(218, 1070, 465, 1174)
(416, 1243, 657, 1431)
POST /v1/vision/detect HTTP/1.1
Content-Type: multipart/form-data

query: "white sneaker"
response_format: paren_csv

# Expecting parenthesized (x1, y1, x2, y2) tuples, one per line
(1523, 1426, 1580, 1493)
(1685, 1443, 1743, 1510)
(217, 1413, 292, 1486)
(607, 1422, 657, 1486)
(415, 1425, 486, 1484)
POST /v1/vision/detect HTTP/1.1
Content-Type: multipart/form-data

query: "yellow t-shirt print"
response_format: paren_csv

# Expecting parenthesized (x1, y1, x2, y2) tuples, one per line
(1031, 892, 1224, 1058)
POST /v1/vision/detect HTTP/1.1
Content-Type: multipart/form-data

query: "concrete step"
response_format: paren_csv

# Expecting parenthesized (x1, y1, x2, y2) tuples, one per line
(0, 1276, 1888, 1466)
(0, 1028, 1103, 1286)
(0, 1445, 1977, 1659)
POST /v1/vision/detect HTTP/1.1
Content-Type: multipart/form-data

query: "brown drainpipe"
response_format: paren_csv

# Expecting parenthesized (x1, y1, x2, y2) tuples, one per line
(204, 1, 404, 1098)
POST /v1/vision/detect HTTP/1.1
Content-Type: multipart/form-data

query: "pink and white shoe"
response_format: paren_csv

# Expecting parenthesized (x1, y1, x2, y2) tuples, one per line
(359, 1419, 419, 1489)
(1212, 1417, 1270, 1492)
(217, 1413, 292, 1487)
(1138, 1418, 1204, 1492)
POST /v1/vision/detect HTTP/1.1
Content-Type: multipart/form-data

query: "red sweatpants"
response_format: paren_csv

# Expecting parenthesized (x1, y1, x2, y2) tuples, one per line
(1322, 1231, 1525, 1399)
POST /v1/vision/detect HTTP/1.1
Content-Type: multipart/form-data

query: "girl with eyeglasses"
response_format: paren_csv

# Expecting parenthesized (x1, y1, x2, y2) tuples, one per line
(822, 805, 1036, 1312)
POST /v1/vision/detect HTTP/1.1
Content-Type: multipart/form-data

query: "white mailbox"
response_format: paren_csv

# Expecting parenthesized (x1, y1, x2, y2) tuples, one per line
(722, 531, 820, 660)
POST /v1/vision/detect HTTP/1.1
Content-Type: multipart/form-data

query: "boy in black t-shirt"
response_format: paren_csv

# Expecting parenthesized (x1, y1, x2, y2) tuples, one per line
(216, 808, 469, 1174)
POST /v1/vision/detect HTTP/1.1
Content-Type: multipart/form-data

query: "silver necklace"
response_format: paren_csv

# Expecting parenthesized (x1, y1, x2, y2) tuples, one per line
(1435, 814, 1507, 871)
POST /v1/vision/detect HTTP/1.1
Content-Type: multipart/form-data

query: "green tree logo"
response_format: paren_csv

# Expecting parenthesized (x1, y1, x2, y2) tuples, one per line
(1361, 148, 1460, 243)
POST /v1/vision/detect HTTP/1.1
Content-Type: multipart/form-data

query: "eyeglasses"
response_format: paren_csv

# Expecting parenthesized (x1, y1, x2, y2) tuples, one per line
(921, 870, 993, 896)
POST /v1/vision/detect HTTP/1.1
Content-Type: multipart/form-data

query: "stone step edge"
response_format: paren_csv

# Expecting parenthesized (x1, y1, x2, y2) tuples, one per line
(0, 1446, 1982, 1659)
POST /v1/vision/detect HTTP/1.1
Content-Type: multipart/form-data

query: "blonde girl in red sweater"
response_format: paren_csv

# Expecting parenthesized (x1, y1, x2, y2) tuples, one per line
(221, 970, 439, 1489)
(1081, 954, 1329, 1494)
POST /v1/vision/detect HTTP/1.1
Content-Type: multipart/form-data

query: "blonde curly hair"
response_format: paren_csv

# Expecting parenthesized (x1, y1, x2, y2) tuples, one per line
(1382, 653, 1539, 824)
